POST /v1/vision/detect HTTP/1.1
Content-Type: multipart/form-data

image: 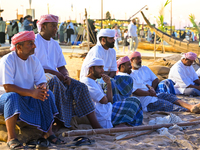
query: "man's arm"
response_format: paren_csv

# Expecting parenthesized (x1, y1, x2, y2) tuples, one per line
(133, 89, 150, 96)
(187, 84, 200, 90)
(99, 74, 113, 104)
(57, 66, 71, 85)
(3, 84, 49, 101)
(44, 68, 65, 81)
(152, 78, 159, 90)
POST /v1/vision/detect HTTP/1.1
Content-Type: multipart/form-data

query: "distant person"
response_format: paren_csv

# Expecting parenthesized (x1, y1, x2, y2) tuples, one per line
(6, 22, 13, 44)
(18, 17, 24, 32)
(122, 29, 129, 54)
(113, 24, 120, 51)
(66, 26, 74, 44)
(0, 17, 6, 44)
(58, 22, 65, 43)
(12, 22, 19, 36)
(128, 19, 138, 51)
(66, 20, 74, 43)
(172, 31, 175, 37)
(33, 19, 38, 34)
(24, 15, 33, 31)
(77, 23, 84, 41)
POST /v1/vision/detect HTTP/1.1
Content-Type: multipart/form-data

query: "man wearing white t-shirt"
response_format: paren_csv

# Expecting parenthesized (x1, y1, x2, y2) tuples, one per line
(128, 19, 138, 51)
(81, 57, 143, 128)
(0, 31, 65, 149)
(34, 14, 102, 129)
(169, 52, 200, 96)
(128, 51, 200, 113)
(80, 29, 117, 80)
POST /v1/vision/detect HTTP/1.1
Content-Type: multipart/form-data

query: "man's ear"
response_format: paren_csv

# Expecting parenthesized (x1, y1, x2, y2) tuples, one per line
(41, 24, 46, 31)
(16, 44, 22, 51)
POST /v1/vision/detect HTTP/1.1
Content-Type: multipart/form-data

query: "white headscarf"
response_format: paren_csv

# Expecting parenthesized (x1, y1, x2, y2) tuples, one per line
(97, 29, 115, 45)
(83, 57, 104, 77)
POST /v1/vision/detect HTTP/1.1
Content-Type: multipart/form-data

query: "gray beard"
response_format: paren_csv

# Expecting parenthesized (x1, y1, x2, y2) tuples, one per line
(133, 63, 141, 69)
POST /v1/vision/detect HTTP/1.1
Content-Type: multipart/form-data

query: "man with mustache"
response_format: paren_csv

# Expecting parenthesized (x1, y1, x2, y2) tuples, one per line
(128, 51, 200, 113)
(80, 29, 117, 80)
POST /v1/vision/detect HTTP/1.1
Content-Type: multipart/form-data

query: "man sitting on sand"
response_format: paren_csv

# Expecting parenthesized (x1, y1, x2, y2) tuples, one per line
(0, 31, 64, 149)
(128, 51, 200, 113)
(80, 29, 117, 80)
(34, 14, 102, 129)
(80, 57, 143, 128)
(168, 52, 200, 96)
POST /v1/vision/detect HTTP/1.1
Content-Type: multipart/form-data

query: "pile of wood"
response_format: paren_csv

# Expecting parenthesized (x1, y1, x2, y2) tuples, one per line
(0, 47, 10, 57)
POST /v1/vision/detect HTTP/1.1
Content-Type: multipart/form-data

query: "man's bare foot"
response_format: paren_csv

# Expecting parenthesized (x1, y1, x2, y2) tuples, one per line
(191, 103, 200, 113)
(114, 123, 129, 128)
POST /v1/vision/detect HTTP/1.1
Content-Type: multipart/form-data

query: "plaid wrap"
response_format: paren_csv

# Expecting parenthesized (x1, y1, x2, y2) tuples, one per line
(156, 79, 176, 94)
(111, 75, 143, 126)
(147, 93, 188, 112)
(46, 73, 95, 127)
(112, 97, 143, 126)
(0, 91, 58, 132)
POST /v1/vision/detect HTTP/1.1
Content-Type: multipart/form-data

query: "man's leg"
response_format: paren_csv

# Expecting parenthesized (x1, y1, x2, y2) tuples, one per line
(6, 114, 18, 142)
(183, 88, 200, 96)
(133, 36, 139, 51)
(157, 93, 200, 113)
(129, 36, 133, 51)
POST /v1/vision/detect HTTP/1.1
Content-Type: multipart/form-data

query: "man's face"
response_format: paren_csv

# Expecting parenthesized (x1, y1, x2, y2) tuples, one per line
(182, 58, 194, 66)
(123, 61, 132, 74)
(92, 66, 104, 79)
(18, 40, 36, 57)
(43, 22, 58, 38)
(131, 56, 142, 69)
(105, 37, 115, 48)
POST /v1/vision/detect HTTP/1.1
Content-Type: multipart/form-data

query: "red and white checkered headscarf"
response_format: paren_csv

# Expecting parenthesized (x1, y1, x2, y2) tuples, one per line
(182, 52, 197, 61)
(37, 14, 58, 32)
(10, 31, 35, 51)
(117, 56, 130, 68)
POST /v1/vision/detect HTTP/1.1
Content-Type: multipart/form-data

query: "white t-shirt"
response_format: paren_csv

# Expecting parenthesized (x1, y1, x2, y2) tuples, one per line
(117, 72, 130, 76)
(34, 34, 67, 72)
(80, 44, 117, 80)
(168, 60, 199, 94)
(128, 22, 137, 37)
(196, 68, 200, 77)
(131, 66, 158, 86)
(130, 68, 158, 112)
(80, 77, 113, 128)
(0, 51, 46, 90)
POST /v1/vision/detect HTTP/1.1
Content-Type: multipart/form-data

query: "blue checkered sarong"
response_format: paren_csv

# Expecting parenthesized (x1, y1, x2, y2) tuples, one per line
(147, 93, 188, 112)
(111, 75, 143, 126)
(0, 91, 58, 132)
(112, 97, 143, 126)
(156, 79, 176, 94)
(46, 73, 95, 128)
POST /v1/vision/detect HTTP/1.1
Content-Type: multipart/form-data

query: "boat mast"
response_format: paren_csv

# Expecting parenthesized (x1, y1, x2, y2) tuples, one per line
(85, 8, 90, 51)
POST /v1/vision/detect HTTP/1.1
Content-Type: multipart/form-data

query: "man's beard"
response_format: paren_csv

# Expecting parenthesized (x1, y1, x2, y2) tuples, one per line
(133, 62, 141, 69)
(105, 39, 114, 48)
(93, 69, 102, 79)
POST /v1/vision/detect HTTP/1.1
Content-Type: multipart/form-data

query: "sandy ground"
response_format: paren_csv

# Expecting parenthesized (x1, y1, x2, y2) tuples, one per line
(1, 51, 200, 150)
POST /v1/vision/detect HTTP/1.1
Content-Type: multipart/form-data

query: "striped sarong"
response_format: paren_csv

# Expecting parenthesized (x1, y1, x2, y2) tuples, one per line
(45, 73, 95, 128)
(0, 91, 58, 132)
(111, 76, 143, 126)
(147, 93, 188, 112)
(156, 79, 176, 94)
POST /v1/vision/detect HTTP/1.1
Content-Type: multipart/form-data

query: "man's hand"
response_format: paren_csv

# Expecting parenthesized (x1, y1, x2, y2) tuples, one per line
(149, 88, 157, 97)
(64, 75, 71, 86)
(31, 88, 49, 101)
(102, 74, 111, 85)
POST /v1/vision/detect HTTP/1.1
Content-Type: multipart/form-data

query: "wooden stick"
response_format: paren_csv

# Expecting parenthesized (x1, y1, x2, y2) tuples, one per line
(116, 130, 154, 141)
(62, 121, 200, 137)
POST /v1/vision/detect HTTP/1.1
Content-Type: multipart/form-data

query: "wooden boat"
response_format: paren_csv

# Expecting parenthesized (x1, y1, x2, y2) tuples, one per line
(0, 47, 10, 57)
(141, 11, 200, 54)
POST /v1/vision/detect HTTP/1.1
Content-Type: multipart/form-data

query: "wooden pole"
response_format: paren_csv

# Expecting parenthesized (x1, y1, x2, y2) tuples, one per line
(154, 33, 157, 60)
(170, 0, 172, 35)
(85, 9, 90, 51)
(62, 121, 200, 137)
(101, 0, 103, 29)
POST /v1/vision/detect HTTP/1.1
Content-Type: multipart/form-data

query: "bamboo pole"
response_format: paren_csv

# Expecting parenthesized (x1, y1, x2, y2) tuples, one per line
(62, 120, 200, 137)
(154, 33, 157, 60)
(85, 8, 90, 51)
